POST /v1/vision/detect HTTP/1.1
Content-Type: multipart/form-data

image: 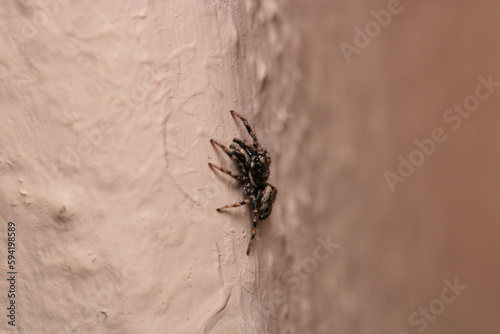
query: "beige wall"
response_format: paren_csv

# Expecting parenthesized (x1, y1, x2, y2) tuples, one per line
(285, 0, 500, 333)
(0, 0, 296, 333)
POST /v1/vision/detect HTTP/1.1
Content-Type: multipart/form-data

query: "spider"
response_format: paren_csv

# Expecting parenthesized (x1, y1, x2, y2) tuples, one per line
(208, 110, 277, 255)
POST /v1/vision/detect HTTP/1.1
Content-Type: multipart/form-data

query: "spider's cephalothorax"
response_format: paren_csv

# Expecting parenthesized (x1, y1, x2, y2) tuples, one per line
(208, 110, 277, 255)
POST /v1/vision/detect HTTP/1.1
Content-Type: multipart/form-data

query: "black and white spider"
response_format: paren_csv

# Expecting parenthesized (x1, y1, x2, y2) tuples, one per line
(209, 110, 277, 255)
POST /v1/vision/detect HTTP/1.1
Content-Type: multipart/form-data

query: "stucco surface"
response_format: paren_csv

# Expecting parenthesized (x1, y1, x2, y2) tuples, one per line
(0, 0, 298, 333)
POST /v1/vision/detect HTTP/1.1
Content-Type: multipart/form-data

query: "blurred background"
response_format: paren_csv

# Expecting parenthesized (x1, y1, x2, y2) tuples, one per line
(284, 1, 500, 333)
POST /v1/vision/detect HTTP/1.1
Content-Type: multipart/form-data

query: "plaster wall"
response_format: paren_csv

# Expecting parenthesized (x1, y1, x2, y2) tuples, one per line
(0, 1, 297, 333)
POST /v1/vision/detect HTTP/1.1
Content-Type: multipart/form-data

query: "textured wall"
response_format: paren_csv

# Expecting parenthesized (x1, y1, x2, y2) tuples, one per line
(0, 1, 297, 333)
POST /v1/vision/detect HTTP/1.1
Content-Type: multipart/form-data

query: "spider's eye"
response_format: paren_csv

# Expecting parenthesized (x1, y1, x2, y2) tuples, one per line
(256, 154, 270, 168)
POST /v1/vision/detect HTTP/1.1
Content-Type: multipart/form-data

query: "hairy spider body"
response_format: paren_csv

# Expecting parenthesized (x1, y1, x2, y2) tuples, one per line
(209, 110, 277, 255)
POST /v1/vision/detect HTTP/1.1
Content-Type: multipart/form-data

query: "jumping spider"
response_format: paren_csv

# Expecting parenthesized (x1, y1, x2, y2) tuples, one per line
(209, 110, 277, 255)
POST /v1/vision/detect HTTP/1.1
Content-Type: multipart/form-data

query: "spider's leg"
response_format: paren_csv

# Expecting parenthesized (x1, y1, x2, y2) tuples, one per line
(210, 139, 245, 168)
(247, 214, 259, 255)
(210, 139, 232, 156)
(246, 195, 260, 255)
(233, 138, 258, 155)
(230, 110, 259, 145)
(208, 163, 240, 180)
(230, 142, 246, 155)
(230, 143, 251, 164)
(216, 199, 251, 212)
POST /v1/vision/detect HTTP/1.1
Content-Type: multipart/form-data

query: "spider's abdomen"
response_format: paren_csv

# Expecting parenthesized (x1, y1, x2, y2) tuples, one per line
(256, 184, 277, 220)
